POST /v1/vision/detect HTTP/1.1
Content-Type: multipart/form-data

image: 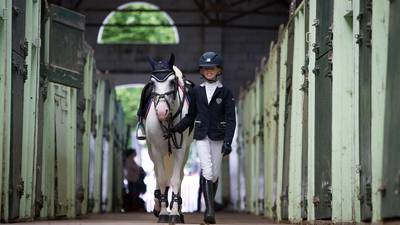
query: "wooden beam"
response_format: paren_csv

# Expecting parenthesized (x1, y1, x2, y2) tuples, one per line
(223, 1, 279, 24)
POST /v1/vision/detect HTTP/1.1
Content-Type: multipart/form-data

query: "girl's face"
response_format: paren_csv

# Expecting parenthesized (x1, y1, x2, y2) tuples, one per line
(200, 67, 221, 81)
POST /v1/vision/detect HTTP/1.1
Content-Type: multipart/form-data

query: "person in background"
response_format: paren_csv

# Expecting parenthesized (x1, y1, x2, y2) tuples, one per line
(123, 149, 146, 212)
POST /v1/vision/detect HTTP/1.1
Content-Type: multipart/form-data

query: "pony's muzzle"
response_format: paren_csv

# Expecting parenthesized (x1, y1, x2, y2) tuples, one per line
(155, 101, 170, 121)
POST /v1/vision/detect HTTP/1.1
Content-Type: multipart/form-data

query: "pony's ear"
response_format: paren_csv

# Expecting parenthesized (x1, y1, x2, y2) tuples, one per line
(148, 56, 157, 70)
(168, 53, 175, 67)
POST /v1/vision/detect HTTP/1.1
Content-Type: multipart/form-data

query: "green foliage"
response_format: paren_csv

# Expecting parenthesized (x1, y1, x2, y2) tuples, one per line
(116, 86, 143, 127)
(100, 3, 178, 44)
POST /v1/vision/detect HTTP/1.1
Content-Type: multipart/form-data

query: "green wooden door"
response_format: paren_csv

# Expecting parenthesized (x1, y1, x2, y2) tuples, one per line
(54, 85, 70, 217)
(381, 0, 400, 219)
(358, 0, 373, 221)
(313, 53, 332, 220)
(281, 22, 294, 221)
(313, 0, 333, 220)
(9, 0, 27, 220)
(40, 4, 85, 218)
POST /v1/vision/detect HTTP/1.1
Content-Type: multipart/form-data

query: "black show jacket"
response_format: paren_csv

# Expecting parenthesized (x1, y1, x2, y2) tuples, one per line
(175, 82, 236, 144)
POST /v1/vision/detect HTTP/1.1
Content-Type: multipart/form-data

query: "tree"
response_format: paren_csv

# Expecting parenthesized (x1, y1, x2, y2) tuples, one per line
(99, 3, 178, 44)
(116, 86, 143, 127)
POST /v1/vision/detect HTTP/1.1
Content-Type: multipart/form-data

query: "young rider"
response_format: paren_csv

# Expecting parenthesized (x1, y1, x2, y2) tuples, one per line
(171, 51, 236, 224)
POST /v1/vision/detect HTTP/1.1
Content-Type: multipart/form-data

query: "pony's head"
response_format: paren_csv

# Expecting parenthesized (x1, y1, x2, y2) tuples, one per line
(148, 54, 179, 121)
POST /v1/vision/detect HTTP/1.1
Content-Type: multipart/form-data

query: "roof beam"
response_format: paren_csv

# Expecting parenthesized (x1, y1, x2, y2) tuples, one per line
(78, 7, 287, 16)
(192, 0, 213, 22)
(223, 0, 280, 24)
(86, 22, 279, 30)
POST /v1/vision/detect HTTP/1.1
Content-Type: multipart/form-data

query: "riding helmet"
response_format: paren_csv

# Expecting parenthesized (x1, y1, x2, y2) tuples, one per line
(198, 51, 223, 68)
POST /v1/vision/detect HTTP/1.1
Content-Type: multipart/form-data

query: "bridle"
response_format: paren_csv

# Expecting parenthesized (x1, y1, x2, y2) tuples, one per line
(151, 71, 186, 153)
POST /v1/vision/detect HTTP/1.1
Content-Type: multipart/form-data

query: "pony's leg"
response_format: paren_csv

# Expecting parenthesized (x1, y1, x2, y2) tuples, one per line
(153, 165, 162, 217)
(148, 145, 162, 217)
(169, 149, 186, 223)
(148, 145, 169, 221)
(152, 152, 170, 223)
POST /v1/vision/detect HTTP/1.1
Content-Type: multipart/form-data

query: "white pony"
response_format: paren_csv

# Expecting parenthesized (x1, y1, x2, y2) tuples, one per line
(145, 54, 193, 223)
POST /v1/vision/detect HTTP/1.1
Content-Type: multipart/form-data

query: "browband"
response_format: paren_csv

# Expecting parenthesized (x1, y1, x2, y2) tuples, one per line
(151, 71, 175, 82)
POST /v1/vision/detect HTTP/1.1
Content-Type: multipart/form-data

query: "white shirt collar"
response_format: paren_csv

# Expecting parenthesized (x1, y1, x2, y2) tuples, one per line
(200, 80, 223, 88)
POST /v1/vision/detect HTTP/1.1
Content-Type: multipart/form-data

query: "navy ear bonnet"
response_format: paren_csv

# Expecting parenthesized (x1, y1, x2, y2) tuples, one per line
(148, 54, 175, 82)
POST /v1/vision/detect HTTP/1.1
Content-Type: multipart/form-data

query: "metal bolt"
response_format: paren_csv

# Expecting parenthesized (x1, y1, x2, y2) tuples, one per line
(378, 183, 386, 197)
(313, 196, 320, 206)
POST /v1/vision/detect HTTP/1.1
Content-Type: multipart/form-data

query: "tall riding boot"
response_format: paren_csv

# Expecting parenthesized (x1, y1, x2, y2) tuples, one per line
(213, 179, 219, 197)
(202, 176, 216, 224)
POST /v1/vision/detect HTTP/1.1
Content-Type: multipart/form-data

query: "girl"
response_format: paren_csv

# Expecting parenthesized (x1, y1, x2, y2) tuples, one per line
(171, 51, 236, 224)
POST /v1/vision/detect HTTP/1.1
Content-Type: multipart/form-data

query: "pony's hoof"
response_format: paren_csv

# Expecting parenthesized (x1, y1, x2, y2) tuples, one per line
(153, 210, 160, 217)
(169, 214, 184, 224)
(180, 213, 185, 223)
(157, 214, 170, 223)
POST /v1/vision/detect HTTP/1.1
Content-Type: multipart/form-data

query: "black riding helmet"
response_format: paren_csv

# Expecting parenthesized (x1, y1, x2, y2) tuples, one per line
(198, 51, 223, 69)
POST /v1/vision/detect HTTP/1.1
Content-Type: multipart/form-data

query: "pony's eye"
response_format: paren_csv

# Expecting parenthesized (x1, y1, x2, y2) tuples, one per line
(170, 79, 176, 86)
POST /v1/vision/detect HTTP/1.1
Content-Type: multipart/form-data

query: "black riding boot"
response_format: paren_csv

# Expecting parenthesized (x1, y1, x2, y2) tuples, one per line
(213, 179, 219, 197)
(136, 83, 153, 140)
(202, 176, 216, 224)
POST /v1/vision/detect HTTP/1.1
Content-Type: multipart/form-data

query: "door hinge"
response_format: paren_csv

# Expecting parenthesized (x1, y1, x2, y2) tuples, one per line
(313, 196, 320, 206)
(17, 179, 25, 198)
(76, 186, 84, 203)
(20, 39, 29, 58)
(312, 43, 319, 55)
(312, 18, 319, 27)
(312, 65, 320, 76)
(355, 34, 363, 45)
(22, 63, 28, 82)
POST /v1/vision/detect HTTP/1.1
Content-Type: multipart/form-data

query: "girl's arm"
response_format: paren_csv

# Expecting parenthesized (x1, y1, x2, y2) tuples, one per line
(172, 89, 197, 133)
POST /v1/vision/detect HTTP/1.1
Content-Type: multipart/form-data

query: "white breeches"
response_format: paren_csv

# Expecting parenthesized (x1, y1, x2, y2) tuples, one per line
(196, 136, 223, 182)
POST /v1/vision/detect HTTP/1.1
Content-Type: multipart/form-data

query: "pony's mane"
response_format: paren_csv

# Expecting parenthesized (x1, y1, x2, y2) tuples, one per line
(173, 65, 185, 88)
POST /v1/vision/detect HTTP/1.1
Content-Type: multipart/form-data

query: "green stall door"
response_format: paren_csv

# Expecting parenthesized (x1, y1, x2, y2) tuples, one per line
(358, 0, 373, 221)
(280, 21, 294, 221)
(54, 87, 69, 216)
(40, 4, 85, 218)
(313, 0, 333, 220)
(7, 0, 27, 221)
(381, 0, 400, 219)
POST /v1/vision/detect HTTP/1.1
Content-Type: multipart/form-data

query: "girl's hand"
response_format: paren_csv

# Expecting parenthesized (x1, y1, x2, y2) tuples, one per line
(221, 142, 232, 156)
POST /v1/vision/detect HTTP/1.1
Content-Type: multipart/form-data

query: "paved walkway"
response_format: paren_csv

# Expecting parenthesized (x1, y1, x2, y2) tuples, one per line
(7, 212, 278, 225)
